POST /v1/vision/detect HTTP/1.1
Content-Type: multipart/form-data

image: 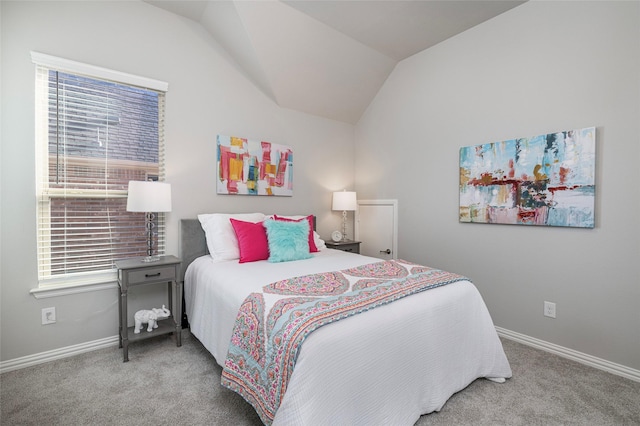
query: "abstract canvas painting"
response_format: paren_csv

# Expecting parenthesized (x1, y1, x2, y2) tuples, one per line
(459, 127, 595, 228)
(217, 135, 293, 196)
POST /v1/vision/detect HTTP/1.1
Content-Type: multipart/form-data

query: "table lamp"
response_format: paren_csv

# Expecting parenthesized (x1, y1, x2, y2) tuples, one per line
(126, 180, 172, 262)
(332, 190, 357, 242)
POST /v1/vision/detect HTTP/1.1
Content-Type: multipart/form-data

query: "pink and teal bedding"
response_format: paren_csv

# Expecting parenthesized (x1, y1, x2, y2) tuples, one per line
(184, 249, 512, 425)
(221, 260, 469, 424)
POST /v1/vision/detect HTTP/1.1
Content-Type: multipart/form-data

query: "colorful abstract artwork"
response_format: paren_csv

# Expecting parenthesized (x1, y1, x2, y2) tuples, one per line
(459, 127, 595, 228)
(217, 135, 293, 196)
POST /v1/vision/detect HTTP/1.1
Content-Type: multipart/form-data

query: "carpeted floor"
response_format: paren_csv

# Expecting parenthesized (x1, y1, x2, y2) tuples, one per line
(1, 330, 639, 425)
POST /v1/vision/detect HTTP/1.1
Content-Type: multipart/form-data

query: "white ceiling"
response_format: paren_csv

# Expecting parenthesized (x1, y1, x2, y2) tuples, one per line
(145, 0, 526, 124)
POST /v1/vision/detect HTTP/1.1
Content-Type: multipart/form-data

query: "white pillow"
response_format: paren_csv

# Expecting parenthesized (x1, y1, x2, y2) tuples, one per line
(198, 213, 265, 261)
(313, 231, 326, 250)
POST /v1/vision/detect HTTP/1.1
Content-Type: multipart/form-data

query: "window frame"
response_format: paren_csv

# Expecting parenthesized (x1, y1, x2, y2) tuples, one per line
(30, 52, 169, 298)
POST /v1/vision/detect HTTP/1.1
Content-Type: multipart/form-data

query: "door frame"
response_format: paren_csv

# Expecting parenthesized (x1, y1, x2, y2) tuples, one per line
(354, 199, 398, 260)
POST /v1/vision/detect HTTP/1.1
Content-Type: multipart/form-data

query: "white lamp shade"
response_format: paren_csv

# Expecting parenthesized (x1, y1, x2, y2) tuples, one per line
(332, 191, 357, 211)
(126, 181, 172, 212)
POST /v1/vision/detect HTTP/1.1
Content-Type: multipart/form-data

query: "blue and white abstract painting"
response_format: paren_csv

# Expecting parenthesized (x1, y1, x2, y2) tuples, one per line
(459, 127, 596, 228)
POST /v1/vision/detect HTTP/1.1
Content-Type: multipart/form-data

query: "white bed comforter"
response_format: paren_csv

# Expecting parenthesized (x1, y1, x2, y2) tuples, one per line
(185, 250, 511, 425)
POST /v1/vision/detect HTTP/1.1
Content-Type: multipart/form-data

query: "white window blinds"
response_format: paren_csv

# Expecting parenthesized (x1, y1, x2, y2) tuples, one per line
(33, 53, 168, 286)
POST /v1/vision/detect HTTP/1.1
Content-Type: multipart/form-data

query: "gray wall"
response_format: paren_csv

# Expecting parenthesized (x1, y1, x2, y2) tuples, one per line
(355, 1, 640, 370)
(0, 1, 353, 362)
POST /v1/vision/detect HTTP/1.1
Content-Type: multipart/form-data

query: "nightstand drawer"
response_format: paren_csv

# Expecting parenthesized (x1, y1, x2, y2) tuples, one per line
(335, 243, 359, 253)
(128, 266, 176, 284)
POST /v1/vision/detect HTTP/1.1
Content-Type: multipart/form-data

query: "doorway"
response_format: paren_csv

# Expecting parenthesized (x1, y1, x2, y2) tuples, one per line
(354, 199, 398, 260)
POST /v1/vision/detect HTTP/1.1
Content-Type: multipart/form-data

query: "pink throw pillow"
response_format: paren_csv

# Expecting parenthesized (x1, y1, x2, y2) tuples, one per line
(230, 218, 269, 263)
(273, 215, 318, 252)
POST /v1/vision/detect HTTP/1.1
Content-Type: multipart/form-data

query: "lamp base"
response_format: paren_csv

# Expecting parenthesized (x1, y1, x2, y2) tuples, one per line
(141, 255, 161, 263)
(342, 210, 348, 241)
(143, 212, 160, 263)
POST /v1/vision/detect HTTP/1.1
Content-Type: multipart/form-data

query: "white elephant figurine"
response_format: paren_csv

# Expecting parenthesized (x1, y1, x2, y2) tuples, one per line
(133, 305, 171, 333)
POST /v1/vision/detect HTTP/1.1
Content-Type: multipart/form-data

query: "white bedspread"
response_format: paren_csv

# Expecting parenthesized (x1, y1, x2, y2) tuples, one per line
(185, 249, 512, 425)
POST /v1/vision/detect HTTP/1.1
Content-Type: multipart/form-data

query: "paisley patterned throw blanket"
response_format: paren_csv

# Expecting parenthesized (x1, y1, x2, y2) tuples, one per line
(221, 260, 468, 425)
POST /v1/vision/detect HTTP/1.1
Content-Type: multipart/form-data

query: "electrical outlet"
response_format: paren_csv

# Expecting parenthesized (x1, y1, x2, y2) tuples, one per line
(543, 301, 556, 318)
(42, 307, 56, 325)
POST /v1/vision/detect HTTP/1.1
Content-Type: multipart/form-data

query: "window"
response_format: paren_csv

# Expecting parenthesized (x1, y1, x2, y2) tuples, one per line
(33, 52, 168, 289)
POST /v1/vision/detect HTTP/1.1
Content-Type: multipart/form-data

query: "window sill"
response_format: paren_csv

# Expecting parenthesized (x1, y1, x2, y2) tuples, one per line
(31, 272, 118, 299)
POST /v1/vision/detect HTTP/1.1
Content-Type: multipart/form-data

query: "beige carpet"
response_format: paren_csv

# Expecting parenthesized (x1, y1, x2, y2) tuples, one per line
(1, 330, 639, 425)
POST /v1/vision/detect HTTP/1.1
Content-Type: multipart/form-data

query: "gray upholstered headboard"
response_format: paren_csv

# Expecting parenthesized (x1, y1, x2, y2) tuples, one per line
(179, 219, 208, 283)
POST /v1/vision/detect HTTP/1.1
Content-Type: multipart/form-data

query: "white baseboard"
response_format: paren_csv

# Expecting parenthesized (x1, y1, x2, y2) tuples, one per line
(0, 335, 119, 374)
(496, 326, 640, 383)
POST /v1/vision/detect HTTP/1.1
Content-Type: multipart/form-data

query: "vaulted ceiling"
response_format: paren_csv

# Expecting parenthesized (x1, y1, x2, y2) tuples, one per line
(145, 0, 526, 124)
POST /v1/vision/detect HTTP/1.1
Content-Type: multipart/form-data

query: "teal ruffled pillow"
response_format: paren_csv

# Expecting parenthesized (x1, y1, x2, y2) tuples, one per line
(263, 219, 312, 263)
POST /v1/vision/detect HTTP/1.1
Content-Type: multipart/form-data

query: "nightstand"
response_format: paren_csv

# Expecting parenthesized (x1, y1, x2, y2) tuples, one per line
(325, 240, 361, 254)
(115, 255, 182, 362)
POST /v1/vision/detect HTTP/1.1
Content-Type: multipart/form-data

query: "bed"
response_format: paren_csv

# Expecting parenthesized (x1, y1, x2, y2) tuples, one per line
(181, 215, 512, 425)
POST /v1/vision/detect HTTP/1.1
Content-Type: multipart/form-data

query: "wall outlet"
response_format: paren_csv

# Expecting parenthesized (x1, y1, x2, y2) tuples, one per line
(543, 301, 556, 318)
(42, 307, 56, 325)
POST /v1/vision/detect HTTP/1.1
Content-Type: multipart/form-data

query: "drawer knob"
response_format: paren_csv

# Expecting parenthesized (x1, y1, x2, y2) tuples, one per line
(145, 272, 161, 278)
